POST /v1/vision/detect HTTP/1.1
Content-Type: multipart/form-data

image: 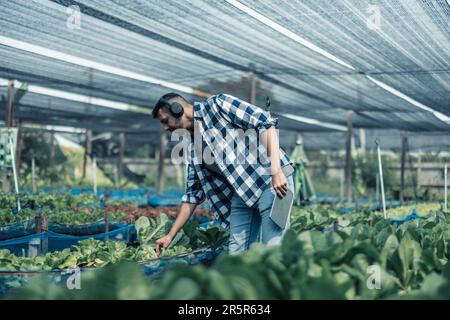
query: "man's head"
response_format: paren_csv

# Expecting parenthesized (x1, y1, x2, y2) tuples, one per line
(153, 93, 193, 132)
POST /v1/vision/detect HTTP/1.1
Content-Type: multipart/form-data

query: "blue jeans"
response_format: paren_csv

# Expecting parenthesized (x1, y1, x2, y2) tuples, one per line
(228, 174, 295, 254)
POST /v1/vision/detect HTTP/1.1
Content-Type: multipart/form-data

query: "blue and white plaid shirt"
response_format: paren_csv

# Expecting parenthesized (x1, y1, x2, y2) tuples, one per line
(181, 93, 292, 225)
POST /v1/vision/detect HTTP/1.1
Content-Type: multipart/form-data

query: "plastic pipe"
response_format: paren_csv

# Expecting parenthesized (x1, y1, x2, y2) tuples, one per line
(376, 140, 387, 219)
(445, 163, 448, 212)
(8, 133, 21, 211)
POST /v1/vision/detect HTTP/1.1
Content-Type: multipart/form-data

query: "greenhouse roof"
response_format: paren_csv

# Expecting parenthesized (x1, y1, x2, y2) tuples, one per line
(0, 0, 449, 135)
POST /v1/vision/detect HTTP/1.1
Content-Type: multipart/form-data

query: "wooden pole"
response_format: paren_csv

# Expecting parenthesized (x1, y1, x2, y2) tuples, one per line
(104, 211, 109, 241)
(15, 120, 23, 174)
(2, 80, 14, 192)
(359, 128, 366, 156)
(6, 80, 14, 127)
(114, 165, 119, 188)
(82, 129, 92, 179)
(345, 111, 353, 202)
(400, 135, 407, 205)
(376, 172, 380, 203)
(157, 133, 167, 193)
(249, 72, 256, 104)
(31, 157, 36, 193)
(1, 173, 8, 192)
(92, 155, 97, 195)
(417, 151, 422, 190)
(49, 132, 56, 168)
(117, 133, 125, 184)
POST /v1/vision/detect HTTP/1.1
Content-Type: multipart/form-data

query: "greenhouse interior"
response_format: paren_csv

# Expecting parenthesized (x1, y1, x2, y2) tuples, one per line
(0, 0, 449, 302)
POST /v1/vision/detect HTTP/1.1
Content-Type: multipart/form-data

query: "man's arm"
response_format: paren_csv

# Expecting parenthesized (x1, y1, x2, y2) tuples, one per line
(215, 94, 277, 132)
(156, 202, 197, 255)
(215, 94, 287, 198)
(156, 163, 205, 255)
(261, 126, 287, 199)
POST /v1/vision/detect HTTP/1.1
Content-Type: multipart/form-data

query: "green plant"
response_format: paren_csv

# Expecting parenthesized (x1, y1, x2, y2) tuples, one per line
(5, 205, 450, 300)
(0, 192, 132, 226)
(0, 215, 228, 273)
(354, 153, 398, 197)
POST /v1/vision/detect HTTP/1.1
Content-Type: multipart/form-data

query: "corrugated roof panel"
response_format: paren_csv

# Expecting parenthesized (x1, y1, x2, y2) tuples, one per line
(0, 0, 448, 136)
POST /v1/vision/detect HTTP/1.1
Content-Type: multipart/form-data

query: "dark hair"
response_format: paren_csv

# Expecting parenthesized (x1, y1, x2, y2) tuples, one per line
(152, 92, 184, 118)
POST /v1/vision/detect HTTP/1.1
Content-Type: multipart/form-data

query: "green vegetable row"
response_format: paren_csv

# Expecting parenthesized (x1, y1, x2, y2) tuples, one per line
(0, 207, 128, 226)
(0, 239, 191, 271)
(8, 206, 450, 299)
(0, 216, 228, 272)
(143, 210, 450, 299)
(0, 192, 132, 226)
(0, 192, 100, 211)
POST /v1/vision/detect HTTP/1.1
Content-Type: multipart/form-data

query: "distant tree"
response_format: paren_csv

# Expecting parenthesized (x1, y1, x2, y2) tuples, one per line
(20, 132, 69, 184)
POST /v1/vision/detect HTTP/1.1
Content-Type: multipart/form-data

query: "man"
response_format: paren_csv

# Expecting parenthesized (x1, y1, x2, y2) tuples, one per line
(153, 92, 295, 254)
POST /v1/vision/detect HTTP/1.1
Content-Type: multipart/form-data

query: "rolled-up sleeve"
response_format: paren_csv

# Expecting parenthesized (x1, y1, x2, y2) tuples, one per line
(181, 164, 206, 204)
(215, 93, 278, 133)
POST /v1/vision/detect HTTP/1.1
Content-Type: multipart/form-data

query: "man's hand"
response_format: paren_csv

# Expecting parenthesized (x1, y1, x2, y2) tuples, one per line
(272, 169, 288, 198)
(155, 203, 197, 256)
(156, 234, 173, 256)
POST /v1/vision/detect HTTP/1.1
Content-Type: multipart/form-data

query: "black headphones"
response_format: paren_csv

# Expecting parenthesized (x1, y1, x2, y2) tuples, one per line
(159, 98, 184, 118)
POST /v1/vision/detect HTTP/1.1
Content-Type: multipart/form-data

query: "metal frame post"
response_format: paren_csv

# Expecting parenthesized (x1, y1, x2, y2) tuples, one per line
(31, 157, 36, 193)
(157, 133, 167, 193)
(445, 163, 448, 212)
(8, 132, 21, 211)
(376, 140, 387, 219)
(117, 133, 125, 184)
(400, 135, 407, 205)
(92, 155, 97, 195)
(345, 111, 353, 202)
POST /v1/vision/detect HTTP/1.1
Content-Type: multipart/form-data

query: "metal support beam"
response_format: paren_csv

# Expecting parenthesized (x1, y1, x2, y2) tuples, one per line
(249, 72, 256, 104)
(49, 132, 56, 168)
(92, 155, 97, 195)
(359, 128, 366, 156)
(376, 173, 380, 203)
(5, 80, 14, 127)
(82, 129, 92, 179)
(114, 165, 119, 188)
(400, 135, 407, 204)
(157, 133, 167, 193)
(2, 80, 14, 192)
(117, 133, 125, 184)
(345, 111, 353, 202)
(15, 120, 23, 173)
(31, 157, 36, 193)
(417, 151, 422, 190)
